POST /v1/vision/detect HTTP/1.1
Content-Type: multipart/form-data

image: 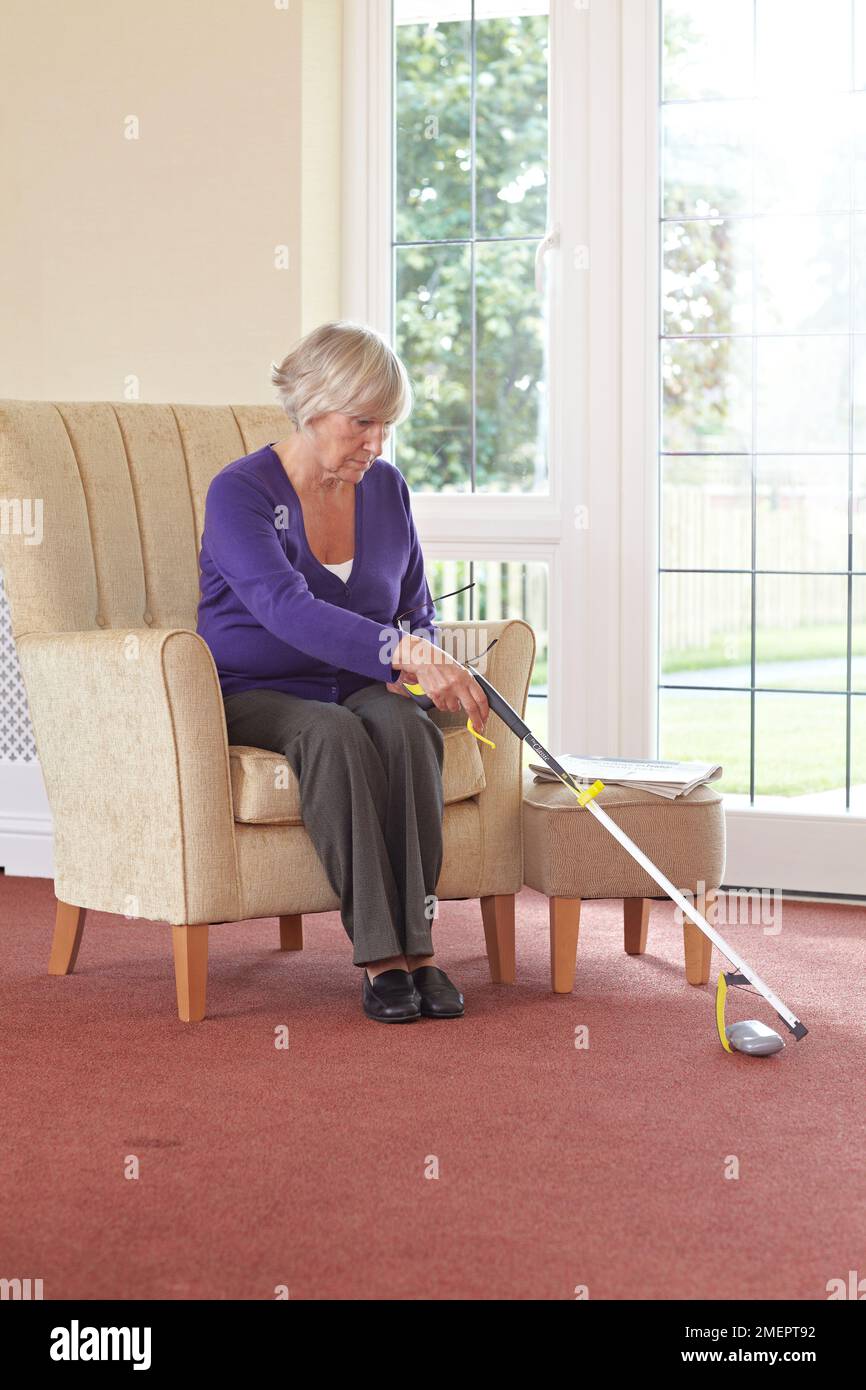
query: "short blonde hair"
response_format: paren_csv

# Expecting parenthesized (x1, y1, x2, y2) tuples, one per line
(270, 321, 414, 434)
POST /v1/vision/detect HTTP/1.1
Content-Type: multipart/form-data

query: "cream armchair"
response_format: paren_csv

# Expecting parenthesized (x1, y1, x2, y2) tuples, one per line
(0, 401, 536, 1020)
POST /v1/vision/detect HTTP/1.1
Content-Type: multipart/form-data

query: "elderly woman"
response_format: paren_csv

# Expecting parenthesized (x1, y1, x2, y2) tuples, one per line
(196, 321, 489, 1024)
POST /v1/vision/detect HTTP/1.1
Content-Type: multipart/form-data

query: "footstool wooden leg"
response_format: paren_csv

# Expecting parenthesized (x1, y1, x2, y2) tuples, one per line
(683, 888, 717, 985)
(481, 894, 515, 984)
(623, 898, 650, 955)
(279, 914, 303, 951)
(550, 896, 581, 993)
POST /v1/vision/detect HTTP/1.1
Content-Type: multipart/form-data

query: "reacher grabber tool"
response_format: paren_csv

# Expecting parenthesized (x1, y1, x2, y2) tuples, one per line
(404, 648, 808, 1054)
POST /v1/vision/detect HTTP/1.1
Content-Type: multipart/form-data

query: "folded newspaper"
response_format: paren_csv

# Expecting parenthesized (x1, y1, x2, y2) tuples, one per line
(529, 755, 723, 800)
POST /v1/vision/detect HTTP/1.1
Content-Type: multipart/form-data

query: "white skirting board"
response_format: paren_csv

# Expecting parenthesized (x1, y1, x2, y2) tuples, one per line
(724, 807, 866, 901)
(0, 761, 54, 879)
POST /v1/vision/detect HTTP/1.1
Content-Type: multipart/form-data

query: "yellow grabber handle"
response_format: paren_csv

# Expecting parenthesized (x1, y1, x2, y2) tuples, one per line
(402, 682, 497, 747)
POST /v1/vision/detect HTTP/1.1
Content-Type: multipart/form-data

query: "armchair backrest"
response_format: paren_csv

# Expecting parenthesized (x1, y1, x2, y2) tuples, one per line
(0, 401, 288, 638)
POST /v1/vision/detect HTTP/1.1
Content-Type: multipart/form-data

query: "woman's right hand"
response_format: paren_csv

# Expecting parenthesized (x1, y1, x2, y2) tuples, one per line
(393, 635, 490, 733)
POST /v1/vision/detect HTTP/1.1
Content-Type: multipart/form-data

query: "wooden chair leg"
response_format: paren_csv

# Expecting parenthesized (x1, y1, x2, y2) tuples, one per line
(683, 888, 717, 986)
(480, 894, 515, 983)
(550, 896, 581, 993)
(279, 914, 303, 951)
(172, 925, 208, 1022)
(623, 898, 651, 955)
(49, 900, 87, 975)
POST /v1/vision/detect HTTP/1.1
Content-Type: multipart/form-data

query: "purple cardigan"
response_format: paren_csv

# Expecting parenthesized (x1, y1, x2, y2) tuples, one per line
(196, 443, 440, 703)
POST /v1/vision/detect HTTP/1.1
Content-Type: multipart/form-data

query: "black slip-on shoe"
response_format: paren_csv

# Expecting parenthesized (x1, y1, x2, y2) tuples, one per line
(362, 968, 422, 1023)
(410, 966, 465, 1018)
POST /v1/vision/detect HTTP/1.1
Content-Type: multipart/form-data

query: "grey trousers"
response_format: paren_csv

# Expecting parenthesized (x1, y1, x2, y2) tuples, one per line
(222, 681, 446, 966)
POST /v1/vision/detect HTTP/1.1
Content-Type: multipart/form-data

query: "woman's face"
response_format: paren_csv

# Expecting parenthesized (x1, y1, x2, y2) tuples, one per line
(310, 411, 392, 483)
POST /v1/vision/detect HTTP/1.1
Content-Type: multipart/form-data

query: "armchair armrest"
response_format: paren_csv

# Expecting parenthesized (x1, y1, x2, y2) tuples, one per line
(431, 618, 536, 895)
(17, 626, 240, 926)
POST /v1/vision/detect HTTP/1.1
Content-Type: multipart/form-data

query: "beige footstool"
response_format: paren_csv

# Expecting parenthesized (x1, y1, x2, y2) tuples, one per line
(521, 769, 726, 992)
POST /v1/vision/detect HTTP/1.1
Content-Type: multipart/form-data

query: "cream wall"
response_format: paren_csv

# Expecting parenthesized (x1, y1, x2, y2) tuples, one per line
(0, 0, 345, 877)
(0, 0, 343, 404)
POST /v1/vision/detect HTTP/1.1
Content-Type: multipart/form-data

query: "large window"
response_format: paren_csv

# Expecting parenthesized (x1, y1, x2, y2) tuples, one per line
(658, 0, 866, 812)
(392, 0, 550, 494)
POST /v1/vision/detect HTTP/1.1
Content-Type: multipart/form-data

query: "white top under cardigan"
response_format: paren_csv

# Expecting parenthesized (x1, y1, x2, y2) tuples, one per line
(320, 558, 353, 582)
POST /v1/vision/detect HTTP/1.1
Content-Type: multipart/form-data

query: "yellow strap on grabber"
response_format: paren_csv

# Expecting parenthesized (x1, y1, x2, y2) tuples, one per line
(466, 721, 496, 747)
(402, 682, 497, 747)
(547, 773, 606, 807)
(569, 777, 605, 807)
(715, 972, 734, 1053)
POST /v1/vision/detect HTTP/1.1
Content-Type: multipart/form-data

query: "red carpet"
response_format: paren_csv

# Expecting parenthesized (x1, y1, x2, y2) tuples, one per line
(1, 876, 863, 1301)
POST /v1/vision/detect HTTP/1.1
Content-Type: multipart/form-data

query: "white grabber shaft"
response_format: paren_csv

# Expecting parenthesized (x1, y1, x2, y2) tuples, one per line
(581, 792, 807, 1039)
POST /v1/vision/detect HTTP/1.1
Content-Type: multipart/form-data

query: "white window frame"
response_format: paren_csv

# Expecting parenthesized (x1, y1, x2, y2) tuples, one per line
(343, 0, 866, 898)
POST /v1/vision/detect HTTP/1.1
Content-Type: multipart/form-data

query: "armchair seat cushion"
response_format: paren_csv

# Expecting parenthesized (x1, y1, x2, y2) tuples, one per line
(229, 723, 486, 825)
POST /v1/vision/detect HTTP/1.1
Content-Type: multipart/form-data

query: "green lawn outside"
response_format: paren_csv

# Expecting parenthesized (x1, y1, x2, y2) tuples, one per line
(660, 690, 866, 796)
(663, 623, 866, 676)
(516, 692, 866, 797)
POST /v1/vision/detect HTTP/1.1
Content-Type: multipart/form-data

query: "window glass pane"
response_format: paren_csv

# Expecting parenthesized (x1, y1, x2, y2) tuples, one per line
(854, 96, 866, 207)
(755, 575, 849, 690)
(754, 693, 847, 797)
(475, 8, 549, 239)
(662, 337, 752, 452)
(754, 96, 850, 214)
(856, 0, 866, 91)
(662, 0, 754, 102)
(756, 336, 849, 452)
(660, 573, 751, 687)
(851, 215, 866, 328)
(523, 692, 548, 765)
(856, 459, 866, 570)
(428, 557, 547, 680)
(756, 215, 850, 334)
(393, 1, 550, 498)
(854, 577, 866, 691)
(755, 0, 851, 96)
(662, 101, 753, 219)
(659, 689, 751, 795)
(476, 239, 547, 492)
(663, 218, 753, 336)
(394, 4, 472, 245)
(426, 558, 474, 621)
(852, 337, 866, 449)
(755, 458, 850, 572)
(661, 457, 751, 569)
(394, 243, 471, 492)
(474, 559, 547, 676)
